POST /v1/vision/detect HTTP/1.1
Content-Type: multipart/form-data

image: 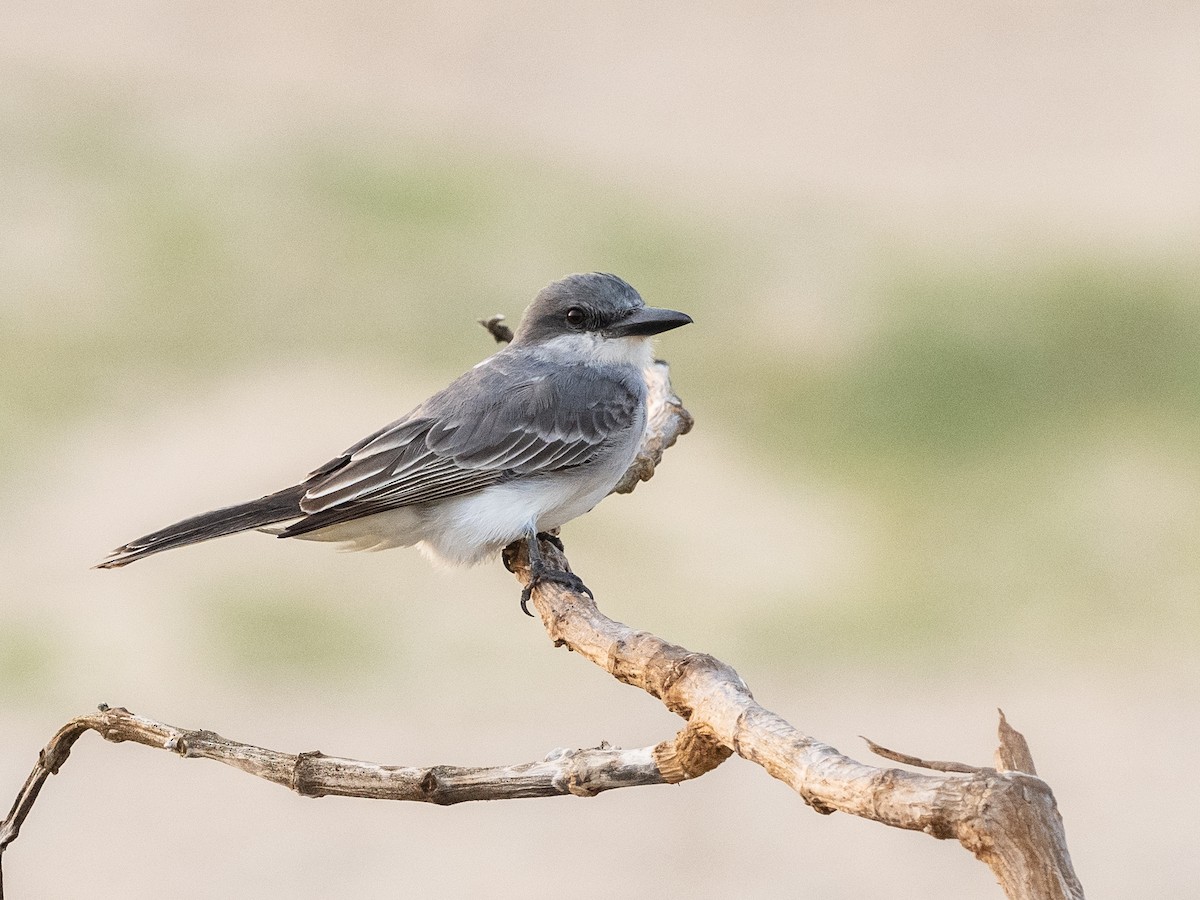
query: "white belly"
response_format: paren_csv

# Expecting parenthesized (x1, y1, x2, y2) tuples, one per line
(415, 470, 614, 566)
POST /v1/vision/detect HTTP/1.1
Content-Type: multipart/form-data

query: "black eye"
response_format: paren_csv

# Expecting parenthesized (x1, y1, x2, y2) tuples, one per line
(565, 307, 586, 329)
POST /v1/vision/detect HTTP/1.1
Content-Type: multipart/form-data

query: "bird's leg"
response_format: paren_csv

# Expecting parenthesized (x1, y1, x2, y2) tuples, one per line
(519, 530, 593, 617)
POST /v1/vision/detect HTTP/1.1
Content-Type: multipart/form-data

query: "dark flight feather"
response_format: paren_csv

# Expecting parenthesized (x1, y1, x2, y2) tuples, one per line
(95, 485, 306, 568)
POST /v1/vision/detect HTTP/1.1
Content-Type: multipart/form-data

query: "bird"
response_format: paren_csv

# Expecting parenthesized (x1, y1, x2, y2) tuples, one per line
(97, 273, 692, 613)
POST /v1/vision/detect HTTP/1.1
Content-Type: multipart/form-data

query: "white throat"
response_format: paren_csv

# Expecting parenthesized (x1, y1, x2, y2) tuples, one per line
(537, 332, 656, 369)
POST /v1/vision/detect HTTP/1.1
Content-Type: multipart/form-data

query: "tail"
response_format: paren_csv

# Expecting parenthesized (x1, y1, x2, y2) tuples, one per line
(96, 485, 307, 569)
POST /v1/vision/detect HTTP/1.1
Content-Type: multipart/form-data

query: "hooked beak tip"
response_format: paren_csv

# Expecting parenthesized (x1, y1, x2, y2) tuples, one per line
(607, 307, 693, 338)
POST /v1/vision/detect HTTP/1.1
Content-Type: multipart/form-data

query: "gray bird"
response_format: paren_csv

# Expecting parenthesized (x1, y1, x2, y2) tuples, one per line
(97, 273, 692, 611)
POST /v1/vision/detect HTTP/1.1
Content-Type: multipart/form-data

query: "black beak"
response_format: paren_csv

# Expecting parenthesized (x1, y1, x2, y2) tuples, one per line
(604, 306, 694, 338)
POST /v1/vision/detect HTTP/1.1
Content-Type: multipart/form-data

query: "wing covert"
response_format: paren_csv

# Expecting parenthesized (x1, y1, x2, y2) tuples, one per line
(294, 357, 643, 524)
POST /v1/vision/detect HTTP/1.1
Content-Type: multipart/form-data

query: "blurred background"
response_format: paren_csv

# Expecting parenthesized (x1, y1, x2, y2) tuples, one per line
(2, 1, 1198, 896)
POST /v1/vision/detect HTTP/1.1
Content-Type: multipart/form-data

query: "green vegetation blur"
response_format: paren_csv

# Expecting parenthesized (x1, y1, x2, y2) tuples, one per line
(4, 81, 1198, 693)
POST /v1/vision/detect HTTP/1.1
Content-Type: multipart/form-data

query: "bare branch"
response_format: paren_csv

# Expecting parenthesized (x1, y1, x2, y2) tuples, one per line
(612, 360, 694, 495)
(477, 314, 514, 344)
(0, 706, 679, 812)
(862, 736, 991, 774)
(1, 337, 1082, 899)
(995, 709, 1039, 775)
(1, 698, 734, 888)
(504, 540, 1084, 899)
(653, 719, 733, 782)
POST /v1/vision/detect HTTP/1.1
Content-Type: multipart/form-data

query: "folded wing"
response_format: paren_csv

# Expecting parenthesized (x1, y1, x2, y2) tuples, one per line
(279, 355, 642, 537)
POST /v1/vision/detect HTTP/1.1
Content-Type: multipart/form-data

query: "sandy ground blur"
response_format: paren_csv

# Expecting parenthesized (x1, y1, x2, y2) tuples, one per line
(5, 0, 1199, 242)
(3, 2, 1199, 897)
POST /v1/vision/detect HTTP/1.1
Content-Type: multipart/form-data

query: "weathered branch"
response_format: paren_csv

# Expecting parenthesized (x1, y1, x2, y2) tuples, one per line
(612, 359, 694, 495)
(0, 707, 730, 897)
(862, 736, 990, 774)
(502, 542, 1084, 900)
(0, 321, 1082, 899)
(0, 704, 688, 812)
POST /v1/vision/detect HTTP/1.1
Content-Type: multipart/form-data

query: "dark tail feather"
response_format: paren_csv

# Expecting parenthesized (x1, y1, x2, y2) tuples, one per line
(95, 485, 306, 569)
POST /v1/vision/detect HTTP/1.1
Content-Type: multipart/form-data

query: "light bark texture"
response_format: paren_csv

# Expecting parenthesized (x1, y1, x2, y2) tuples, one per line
(502, 538, 1083, 900)
(0, 329, 1082, 899)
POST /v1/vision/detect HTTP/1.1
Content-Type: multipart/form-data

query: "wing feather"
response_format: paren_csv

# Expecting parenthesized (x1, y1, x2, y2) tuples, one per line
(281, 354, 643, 537)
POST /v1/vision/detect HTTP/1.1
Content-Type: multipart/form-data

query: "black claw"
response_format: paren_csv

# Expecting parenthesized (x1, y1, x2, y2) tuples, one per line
(554, 571, 590, 598)
(502, 540, 524, 574)
(519, 569, 593, 617)
(515, 530, 591, 617)
(536, 531, 565, 552)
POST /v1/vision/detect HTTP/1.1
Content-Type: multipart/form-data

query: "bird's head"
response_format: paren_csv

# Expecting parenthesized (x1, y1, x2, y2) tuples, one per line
(512, 273, 692, 367)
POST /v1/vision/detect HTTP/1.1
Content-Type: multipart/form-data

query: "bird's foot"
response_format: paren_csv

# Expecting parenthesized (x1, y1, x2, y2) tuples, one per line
(503, 532, 564, 573)
(519, 566, 593, 617)
(536, 531, 565, 552)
